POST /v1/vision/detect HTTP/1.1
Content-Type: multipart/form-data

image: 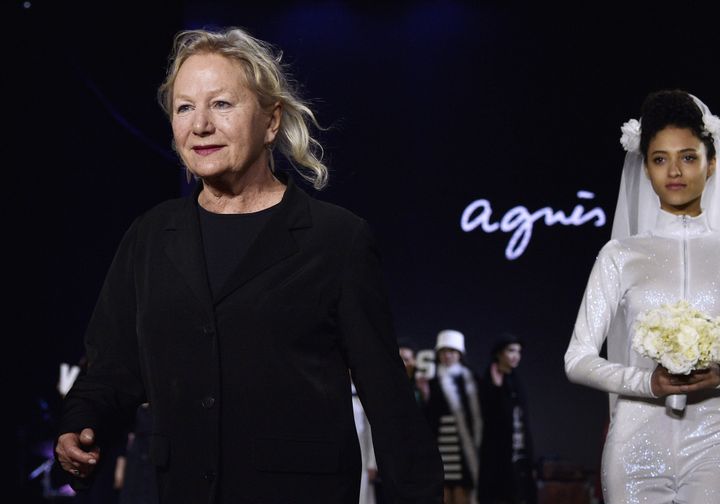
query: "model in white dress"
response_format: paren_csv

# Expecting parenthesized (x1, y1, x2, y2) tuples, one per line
(565, 90, 720, 504)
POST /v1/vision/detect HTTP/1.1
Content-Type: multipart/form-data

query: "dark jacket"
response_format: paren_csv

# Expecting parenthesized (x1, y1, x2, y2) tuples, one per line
(59, 177, 443, 504)
(478, 369, 536, 503)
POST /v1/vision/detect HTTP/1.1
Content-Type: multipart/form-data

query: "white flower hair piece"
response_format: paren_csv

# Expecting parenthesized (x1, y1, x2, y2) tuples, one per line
(702, 113, 720, 142)
(620, 118, 641, 153)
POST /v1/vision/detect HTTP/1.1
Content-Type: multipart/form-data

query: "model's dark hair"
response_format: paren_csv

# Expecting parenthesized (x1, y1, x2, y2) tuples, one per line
(490, 332, 523, 363)
(640, 89, 716, 161)
(396, 336, 417, 354)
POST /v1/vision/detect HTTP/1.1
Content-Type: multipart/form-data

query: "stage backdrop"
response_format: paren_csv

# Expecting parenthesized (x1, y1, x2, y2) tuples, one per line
(12, 0, 720, 496)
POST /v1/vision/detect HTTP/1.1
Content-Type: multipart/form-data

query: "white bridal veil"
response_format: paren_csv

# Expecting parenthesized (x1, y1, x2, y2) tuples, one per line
(611, 94, 720, 239)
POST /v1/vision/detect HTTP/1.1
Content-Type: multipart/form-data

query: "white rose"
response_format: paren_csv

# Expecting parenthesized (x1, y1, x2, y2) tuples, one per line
(620, 119, 641, 153)
(661, 352, 693, 375)
(642, 331, 663, 359)
(708, 325, 720, 362)
(677, 325, 699, 350)
(703, 113, 720, 139)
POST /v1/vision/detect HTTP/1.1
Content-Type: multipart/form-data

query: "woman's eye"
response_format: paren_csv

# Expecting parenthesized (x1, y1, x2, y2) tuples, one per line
(652, 157, 665, 165)
(176, 104, 192, 114)
(683, 155, 697, 162)
(213, 101, 232, 109)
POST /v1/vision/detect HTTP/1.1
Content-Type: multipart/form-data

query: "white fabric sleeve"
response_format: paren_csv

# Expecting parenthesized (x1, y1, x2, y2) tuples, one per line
(564, 242, 656, 397)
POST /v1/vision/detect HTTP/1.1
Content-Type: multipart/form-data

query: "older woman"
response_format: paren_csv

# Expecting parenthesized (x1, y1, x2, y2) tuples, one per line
(55, 27, 443, 504)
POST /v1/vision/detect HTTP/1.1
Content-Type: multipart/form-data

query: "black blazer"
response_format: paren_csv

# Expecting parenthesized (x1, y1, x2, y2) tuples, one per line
(59, 176, 443, 504)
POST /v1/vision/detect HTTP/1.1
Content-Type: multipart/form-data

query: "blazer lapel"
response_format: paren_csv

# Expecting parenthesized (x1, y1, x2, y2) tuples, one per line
(213, 176, 312, 305)
(163, 184, 215, 316)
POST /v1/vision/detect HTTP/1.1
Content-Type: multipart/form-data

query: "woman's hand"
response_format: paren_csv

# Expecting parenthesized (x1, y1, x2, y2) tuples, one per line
(651, 364, 720, 397)
(56, 428, 100, 479)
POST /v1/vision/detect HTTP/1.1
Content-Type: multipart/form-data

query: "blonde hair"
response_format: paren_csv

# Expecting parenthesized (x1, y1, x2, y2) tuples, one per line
(158, 27, 328, 189)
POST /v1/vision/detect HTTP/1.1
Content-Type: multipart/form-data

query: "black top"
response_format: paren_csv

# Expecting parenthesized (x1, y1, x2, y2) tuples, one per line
(197, 203, 277, 299)
(478, 370, 536, 503)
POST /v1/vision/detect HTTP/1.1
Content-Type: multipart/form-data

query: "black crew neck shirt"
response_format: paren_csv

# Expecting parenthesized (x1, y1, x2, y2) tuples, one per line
(197, 203, 278, 299)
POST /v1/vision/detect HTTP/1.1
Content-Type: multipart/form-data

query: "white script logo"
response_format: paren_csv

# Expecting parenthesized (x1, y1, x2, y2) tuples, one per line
(460, 190, 606, 260)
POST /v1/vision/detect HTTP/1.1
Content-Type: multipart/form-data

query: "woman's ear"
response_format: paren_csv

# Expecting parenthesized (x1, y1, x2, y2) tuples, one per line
(265, 102, 282, 145)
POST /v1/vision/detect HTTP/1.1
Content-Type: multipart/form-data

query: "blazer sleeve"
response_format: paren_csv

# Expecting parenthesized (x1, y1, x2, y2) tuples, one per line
(564, 241, 656, 398)
(58, 217, 146, 440)
(336, 220, 443, 504)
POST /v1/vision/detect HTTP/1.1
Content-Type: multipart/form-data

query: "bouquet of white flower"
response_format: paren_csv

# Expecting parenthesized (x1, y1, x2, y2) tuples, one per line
(632, 300, 720, 411)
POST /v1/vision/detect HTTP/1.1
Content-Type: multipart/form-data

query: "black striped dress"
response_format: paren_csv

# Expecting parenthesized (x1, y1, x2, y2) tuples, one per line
(425, 373, 479, 487)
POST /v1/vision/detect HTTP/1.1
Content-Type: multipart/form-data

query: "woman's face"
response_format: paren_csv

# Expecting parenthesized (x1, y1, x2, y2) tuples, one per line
(497, 343, 522, 370)
(171, 53, 280, 182)
(437, 348, 461, 366)
(645, 126, 716, 216)
(399, 347, 416, 369)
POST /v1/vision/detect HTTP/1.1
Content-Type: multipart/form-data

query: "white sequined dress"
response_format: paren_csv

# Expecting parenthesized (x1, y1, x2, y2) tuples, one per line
(565, 210, 720, 504)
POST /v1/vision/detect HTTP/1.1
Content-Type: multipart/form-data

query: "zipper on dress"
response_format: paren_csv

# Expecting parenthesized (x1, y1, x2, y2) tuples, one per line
(682, 215, 688, 299)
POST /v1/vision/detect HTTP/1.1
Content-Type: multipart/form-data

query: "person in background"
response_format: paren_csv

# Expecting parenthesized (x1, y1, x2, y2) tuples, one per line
(352, 381, 378, 504)
(564, 89, 720, 503)
(424, 330, 482, 504)
(54, 26, 443, 504)
(478, 335, 536, 504)
(398, 339, 429, 403)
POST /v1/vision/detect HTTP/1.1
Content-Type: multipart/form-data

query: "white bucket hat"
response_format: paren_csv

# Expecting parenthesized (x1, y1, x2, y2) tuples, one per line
(435, 329, 465, 354)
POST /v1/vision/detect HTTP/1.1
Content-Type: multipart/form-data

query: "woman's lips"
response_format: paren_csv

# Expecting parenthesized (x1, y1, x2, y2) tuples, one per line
(666, 183, 687, 190)
(192, 145, 223, 156)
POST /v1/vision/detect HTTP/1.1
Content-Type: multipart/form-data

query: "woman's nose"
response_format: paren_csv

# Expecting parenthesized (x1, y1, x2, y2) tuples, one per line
(192, 108, 214, 135)
(669, 157, 682, 177)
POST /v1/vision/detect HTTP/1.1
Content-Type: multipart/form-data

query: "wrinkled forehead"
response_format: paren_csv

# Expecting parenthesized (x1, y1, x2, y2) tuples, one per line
(169, 51, 258, 106)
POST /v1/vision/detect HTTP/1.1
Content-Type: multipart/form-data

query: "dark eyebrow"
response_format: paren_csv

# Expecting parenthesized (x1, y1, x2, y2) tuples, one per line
(650, 148, 698, 155)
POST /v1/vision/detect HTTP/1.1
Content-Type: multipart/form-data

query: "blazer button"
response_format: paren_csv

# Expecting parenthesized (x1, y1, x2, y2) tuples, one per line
(203, 471, 215, 481)
(201, 396, 215, 409)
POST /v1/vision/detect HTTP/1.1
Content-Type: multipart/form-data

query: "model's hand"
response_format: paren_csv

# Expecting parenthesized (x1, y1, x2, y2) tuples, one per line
(367, 468, 378, 482)
(56, 428, 100, 479)
(651, 364, 720, 396)
(114, 455, 127, 489)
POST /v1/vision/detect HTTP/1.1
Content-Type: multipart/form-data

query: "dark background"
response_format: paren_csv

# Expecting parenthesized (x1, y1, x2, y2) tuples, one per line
(11, 0, 719, 499)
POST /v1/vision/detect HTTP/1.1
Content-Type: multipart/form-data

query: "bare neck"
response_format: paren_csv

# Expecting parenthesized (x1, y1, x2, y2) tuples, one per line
(198, 169, 286, 214)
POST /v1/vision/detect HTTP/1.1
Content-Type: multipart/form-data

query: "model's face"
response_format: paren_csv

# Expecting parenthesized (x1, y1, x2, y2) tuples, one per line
(171, 53, 280, 182)
(437, 348, 461, 366)
(399, 347, 416, 370)
(498, 343, 522, 370)
(645, 126, 716, 216)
